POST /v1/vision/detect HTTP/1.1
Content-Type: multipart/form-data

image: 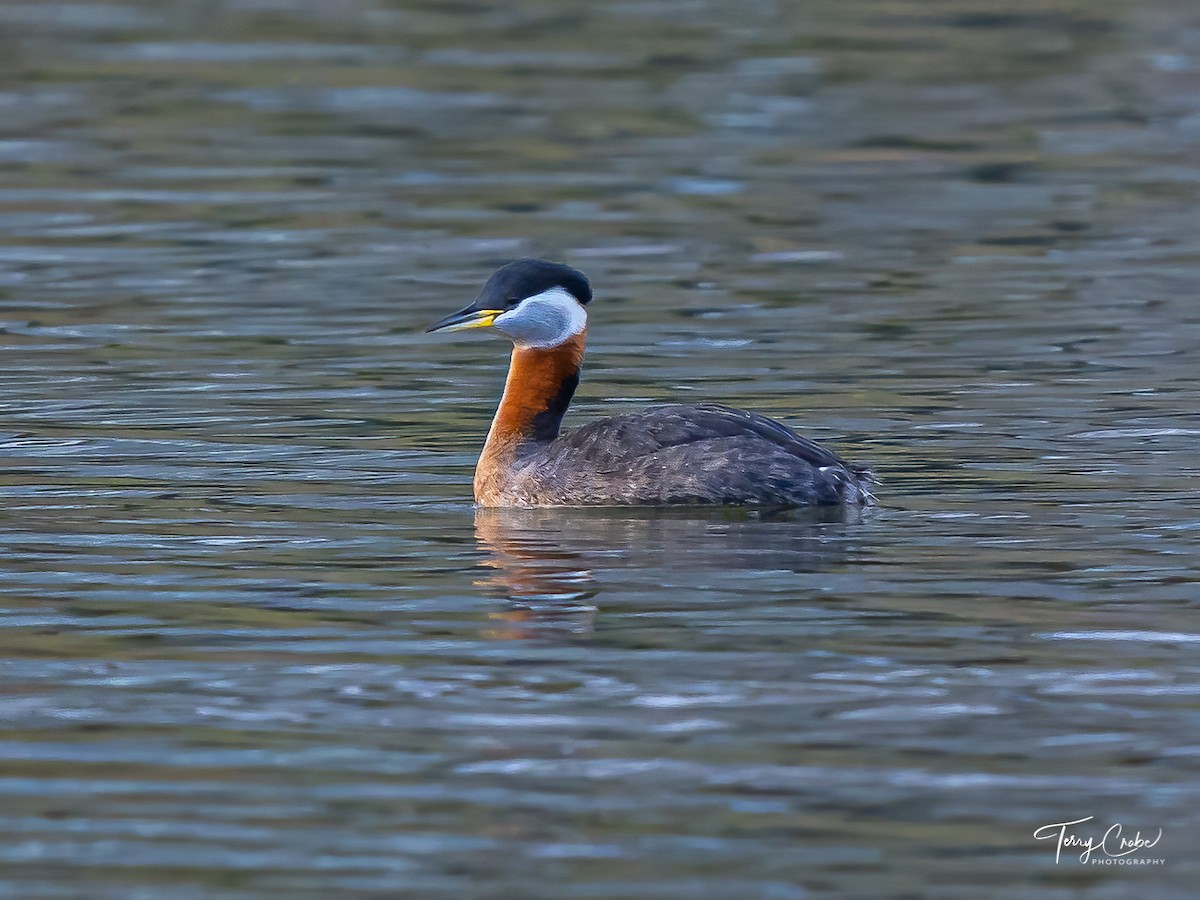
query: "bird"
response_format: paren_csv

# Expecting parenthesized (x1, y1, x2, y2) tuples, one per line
(425, 258, 874, 508)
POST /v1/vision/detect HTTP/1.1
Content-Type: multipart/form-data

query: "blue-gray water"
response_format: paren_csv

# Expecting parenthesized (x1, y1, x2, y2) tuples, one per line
(1, 1, 1198, 897)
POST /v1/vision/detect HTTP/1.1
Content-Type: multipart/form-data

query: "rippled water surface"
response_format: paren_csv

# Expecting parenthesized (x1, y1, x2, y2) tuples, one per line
(2, 1, 1199, 897)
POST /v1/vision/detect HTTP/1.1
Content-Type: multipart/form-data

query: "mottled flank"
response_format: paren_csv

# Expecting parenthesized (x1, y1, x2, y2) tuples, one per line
(490, 403, 875, 508)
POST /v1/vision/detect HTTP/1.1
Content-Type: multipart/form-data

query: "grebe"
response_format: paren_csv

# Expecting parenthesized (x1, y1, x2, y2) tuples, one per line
(426, 258, 874, 508)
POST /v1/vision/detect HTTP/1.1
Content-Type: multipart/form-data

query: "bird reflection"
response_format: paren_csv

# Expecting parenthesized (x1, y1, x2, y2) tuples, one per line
(473, 505, 865, 641)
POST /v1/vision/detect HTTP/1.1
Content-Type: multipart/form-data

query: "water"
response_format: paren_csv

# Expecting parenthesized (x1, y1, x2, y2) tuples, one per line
(1, 0, 1198, 896)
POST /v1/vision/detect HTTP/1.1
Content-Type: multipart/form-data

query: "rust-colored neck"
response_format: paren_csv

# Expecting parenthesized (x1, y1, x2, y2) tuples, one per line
(474, 331, 585, 503)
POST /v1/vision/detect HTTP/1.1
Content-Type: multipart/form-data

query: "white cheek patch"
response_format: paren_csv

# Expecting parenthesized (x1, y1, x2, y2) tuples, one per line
(493, 286, 587, 349)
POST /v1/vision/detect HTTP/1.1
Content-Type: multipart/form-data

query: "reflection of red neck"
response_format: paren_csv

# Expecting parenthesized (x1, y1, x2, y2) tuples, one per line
(474, 330, 586, 503)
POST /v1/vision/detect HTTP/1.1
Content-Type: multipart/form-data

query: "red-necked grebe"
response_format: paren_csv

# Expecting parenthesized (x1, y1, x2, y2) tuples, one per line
(426, 258, 874, 508)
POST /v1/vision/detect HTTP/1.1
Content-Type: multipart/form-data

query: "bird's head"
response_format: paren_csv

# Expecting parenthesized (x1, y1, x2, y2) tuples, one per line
(425, 258, 591, 349)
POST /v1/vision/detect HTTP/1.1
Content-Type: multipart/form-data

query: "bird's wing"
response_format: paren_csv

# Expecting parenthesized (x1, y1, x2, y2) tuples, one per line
(554, 403, 857, 472)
